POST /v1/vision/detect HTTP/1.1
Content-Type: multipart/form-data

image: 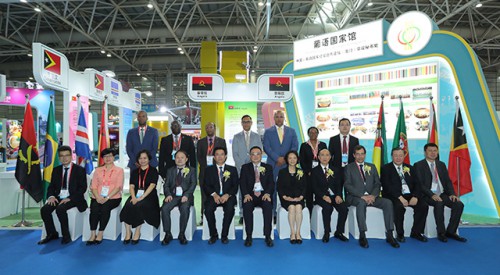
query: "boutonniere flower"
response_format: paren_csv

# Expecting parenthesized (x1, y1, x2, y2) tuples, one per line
(223, 170, 231, 181)
(326, 168, 334, 178)
(182, 167, 190, 178)
(403, 166, 410, 176)
(297, 169, 304, 180)
(258, 166, 266, 174)
(364, 165, 371, 175)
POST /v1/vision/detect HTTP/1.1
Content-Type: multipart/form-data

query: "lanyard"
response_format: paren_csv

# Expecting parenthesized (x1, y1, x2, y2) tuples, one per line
(172, 134, 182, 150)
(207, 136, 216, 155)
(138, 167, 150, 190)
(102, 166, 115, 186)
(61, 163, 73, 189)
(307, 140, 319, 159)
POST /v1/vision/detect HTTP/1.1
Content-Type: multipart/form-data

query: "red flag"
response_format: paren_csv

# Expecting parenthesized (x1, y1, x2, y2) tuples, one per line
(97, 99, 110, 166)
(269, 76, 290, 91)
(448, 105, 472, 196)
(44, 50, 61, 75)
(95, 74, 104, 90)
(427, 100, 438, 146)
(192, 76, 212, 91)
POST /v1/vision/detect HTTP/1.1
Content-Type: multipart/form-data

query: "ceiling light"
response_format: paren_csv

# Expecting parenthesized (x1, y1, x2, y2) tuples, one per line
(27, 53, 33, 57)
(251, 69, 255, 73)
(266, 0, 271, 7)
(147, 3, 153, 9)
(180, 51, 184, 54)
(144, 91, 153, 97)
(253, 49, 257, 53)
(29, 77, 34, 80)
(258, 1, 264, 7)
(475, 2, 483, 8)
(142, 77, 147, 80)
(177, 47, 182, 51)
(100, 50, 106, 54)
(34, 6, 41, 12)
(136, 73, 141, 76)
(20, 0, 28, 3)
(159, 106, 167, 113)
(235, 74, 246, 80)
(367, 1, 373, 7)
(106, 53, 112, 57)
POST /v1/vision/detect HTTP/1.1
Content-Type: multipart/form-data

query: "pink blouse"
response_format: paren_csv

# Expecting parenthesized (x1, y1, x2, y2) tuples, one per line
(91, 165, 124, 199)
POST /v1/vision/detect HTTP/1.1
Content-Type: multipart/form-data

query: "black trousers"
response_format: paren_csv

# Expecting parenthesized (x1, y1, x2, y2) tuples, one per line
(40, 200, 79, 238)
(161, 197, 191, 236)
(242, 195, 273, 238)
(391, 195, 428, 235)
(89, 198, 121, 231)
(424, 194, 464, 234)
(315, 197, 348, 234)
(204, 196, 236, 237)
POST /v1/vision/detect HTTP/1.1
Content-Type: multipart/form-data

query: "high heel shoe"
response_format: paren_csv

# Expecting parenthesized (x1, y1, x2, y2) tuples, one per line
(290, 235, 296, 244)
(131, 234, 141, 245)
(94, 239, 103, 245)
(123, 233, 131, 244)
(86, 239, 95, 246)
(296, 235, 303, 244)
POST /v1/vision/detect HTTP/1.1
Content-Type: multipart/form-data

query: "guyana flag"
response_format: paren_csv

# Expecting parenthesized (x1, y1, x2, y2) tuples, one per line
(392, 100, 410, 164)
(42, 101, 59, 203)
(448, 105, 472, 196)
(192, 76, 212, 91)
(44, 50, 61, 75)
(269, 76, 290, 91)
(372, 100, 388, 174)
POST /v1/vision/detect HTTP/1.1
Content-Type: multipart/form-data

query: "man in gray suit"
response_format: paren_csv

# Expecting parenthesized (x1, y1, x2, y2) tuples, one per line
(232, 115, 263, 224)
(344, 145, 399, 249)
(161, 150, 197, 245)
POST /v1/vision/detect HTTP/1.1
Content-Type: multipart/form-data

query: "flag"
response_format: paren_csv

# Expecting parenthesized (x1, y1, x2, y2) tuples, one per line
(372, 100, 388, 174)
(44, 50, 61, 75)
(75, 103, 94, 175)
(95, 74, 104, 90)
(15, 101, 43, 203)
(269, 76, 290, 91)
(392, 100, 410, 164)
(192, 76, 212, 91)
(448, 105, 472, 196)
(42, 101, 59, 202)
(97, 99, 110, 166)
(427, 100, 438, 146)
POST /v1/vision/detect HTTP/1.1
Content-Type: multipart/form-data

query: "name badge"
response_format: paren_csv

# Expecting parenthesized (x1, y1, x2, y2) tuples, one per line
(59, 189, 69, 199)
(341, 153, 348, 164)
(172, 150, 177, 160)
(312, 160, 319, 168)
(327, 188, 334, 196)
(402, 184, 410, 194)
(364, 191, 369, 195)
(136, 189, 144, 198)
(206, 156, 214, 166)
(431, 183, 438, 193)
(101, 186, 110, 197)
(175, 186, 183, 197)
(253, 182, 264, 192)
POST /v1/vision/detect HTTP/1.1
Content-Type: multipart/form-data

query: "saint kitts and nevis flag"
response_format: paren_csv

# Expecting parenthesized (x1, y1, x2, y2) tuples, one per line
(98, 99, 110, 166)
(448, 104, 473, 196)
(15, 101, 43, 203)
(372, 99, 388, 174)
(392, 100, 411, 164)
(75, 103, 94, 175)
(42, 101, 59, 202)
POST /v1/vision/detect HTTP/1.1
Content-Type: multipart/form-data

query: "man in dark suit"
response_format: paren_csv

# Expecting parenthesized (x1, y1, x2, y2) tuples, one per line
(161, 150, 197, 245)
(126, 110, 159, 169)
(197, 122, 227, 224)
(239, 146, 274, 247)
(381, 148, 429, 243)
(311, 149, 349, 243)
(328, 118, 359, 190)
(158, 120, 196, 179)
(414, 143, 467, 243)
(38, 145, 88, 245)
(344, 145, 399, 248)
(203, 147, 238, 244)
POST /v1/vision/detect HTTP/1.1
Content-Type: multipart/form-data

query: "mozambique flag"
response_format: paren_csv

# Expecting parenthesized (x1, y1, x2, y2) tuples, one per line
(44, 50, 61, 75)
(192, 76, 212, 91)
(15, 101, 43, 203)
(269, 76, 290, 91)
(42, 101, 59, 202)
(427, 101, 438, 146)
(95, 74, 104, 90)
(392, 101, 410, 164)
(98, 99, 110, 166)
(448, 105, 472, 196)
(372, 100, 388, 174)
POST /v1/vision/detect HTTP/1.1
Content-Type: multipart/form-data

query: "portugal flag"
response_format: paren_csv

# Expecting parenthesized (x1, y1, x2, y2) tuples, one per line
(192, 76, 212, 91)
(392, 100, 410, 164)
(42, 101, 59, 202)
(448, 104, 472, 196)
(44, 50, 61, 75)
(15, 101, 43, 203)
(372, 99, 388, 174)
(97, 99, 110, 166)
(269, 76, 290, 91)
(95, 74, 104, 90)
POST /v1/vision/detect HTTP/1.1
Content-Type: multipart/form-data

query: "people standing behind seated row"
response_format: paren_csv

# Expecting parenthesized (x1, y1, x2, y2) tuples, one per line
(277, 151, 306, 244)
(414, 143, 467, 243)
(126, 110, 159, 169)
(240, 146, 274, 247)
(87, 148, 124, 245)
(381, 148, 429, 243)
(161, 150, 197, 246)
(120, 149, 160, 245)
(203, 147, 238, 245)
(38, 145, 88, 245)
(299, 126, 327, 215)
(328, 118, 359, 189)
(158, 120, 196, 180)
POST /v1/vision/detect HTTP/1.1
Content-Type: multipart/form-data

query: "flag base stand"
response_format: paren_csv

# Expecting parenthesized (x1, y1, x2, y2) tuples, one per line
(13, 189, 33, 227)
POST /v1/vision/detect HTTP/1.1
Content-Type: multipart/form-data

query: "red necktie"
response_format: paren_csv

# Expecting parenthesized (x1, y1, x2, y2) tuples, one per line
(342, 136, 348, 154)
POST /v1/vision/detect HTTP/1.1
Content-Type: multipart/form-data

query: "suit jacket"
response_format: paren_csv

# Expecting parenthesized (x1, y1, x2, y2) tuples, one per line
(328, 134, 359, 168)
(158, 134, 196, 179)
(276, 167, 307, 198)
(47, 164, 88, 211)
(344, 162, 380, 204)
(311, 164, 343, 199)
(414, 159, 456, 198)
(263, 125, 298, 178)
(380, 162, 421, 201)
(239, 162, 274, 197)
(197, 136, 227, 184)
(232, 131, 263, 174)
(163, 166, 197, 201)
(299, 141, 327, 175)
(126, 126, 159, 169)
(203, 164, 239, 197)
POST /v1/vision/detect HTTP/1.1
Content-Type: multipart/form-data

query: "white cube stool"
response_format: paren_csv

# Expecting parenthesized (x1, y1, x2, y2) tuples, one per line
(41, 207, 85, 241)
(402, 207, 415, 237)
(121, 221, 159, 241)
(82, 205, 122, 241)
(425, 206, 454, 238)
(277, 206, 311, 239)
(242, 207, 275, 240)
(159, 206, 197, 241)
(202, 207, 236, 240)
(348, 206, 386, 239)
(310, 205, 348, 240)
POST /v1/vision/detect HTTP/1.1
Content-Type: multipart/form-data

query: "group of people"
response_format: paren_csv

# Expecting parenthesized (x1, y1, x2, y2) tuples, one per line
(38, 110, 467, 249)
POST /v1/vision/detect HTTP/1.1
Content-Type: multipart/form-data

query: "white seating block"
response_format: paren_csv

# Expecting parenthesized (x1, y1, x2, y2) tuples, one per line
(41, 207, 85, 241)
(311, 205, 348, 240)
(202, 207, 236, 240)
(159, 206, 197, 241)
(348, 206, 386, 239)
(277, 206, 311, 239)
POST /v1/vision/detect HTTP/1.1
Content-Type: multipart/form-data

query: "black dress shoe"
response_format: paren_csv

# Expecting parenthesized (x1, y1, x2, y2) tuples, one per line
(386, 236, 400, 248)
(334, 232, 349, 242)
(131, 234, 141, 245)
(359, 237, 369, 248)
(290, 238, 296, 244)
(38, 234, 59, 245)
(208, 235, 218, 245)
(265, 236, 274, 247)
(410, 232, 428, 242)
(221, 236, 229, 244)
(179, 234, 188, 245)
(61, 237, 71, 245)
(244, 237, 252, 247)
(437, 233, 448, 242)
(296, 238, 302, 245)
(94, 240, 102, 245)
(322, 233, 330, 243)
(445, 232, 467, 242)
(396, 234, 406, 243)
(123, 238, 131, 245)
(161, 233, 173, 246)
(86, 240, 95, 246)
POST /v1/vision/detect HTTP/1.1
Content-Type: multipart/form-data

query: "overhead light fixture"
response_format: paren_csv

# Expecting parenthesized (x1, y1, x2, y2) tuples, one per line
(143, 91, 153, 97)
(27, 53, 33, 57)
(100, 50, 106, 54)
(29, 77, 34, 80)
(177, 47, 182, 51)
(136, 73, 141, 76)
(266, 0, 271, 7)
(251, 69, 255, 73)
(253, 45, 258, 49)
(253, 49, 257, 53)
(180, 51, 184, 54)
(147, 3, 153, 9)
(475, 2, 483, 8)
(235, 74, 246, 80)
(106, 53, 112, 57)
(142, 77, 147, 80)
(20, 0, 28, 3)
(159, 106, 167, 113)
(258, 1, 264, 7)
(367, 1, 373, 7)
(34, 6, 41, 12)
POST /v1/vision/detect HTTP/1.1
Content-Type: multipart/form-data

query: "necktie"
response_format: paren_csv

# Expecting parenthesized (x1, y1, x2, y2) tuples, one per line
(140, 128, 144, 144)
(278, 127, 283, 144)
(209, 138, 213, 147)
(342, 136, 348, 154)
(324, 167, 328, 178)
(174, 135, 178, 149)
(219, 166, 224, 195)
(254, 165, 261, 197)
(397, 166, 406, 184)
(176, 168, 183, 187)
(431, 162, 442, 194)
(359, 164, 366, 182)
(63, 167, 69, 189)
(245, 132, 250, 150)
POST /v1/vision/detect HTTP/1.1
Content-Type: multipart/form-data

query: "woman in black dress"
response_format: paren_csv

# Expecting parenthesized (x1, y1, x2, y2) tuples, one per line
(120, 149, 160, 244)
(277, 151, 306, 244)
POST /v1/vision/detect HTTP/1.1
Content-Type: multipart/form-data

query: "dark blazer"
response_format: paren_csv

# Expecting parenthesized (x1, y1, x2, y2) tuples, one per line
(158, 134, 196, 179)
(344, 162, 380, 204)
(311, 164, 343, 199)
(414, 159, 456, 198)
(197, 136, 227, 185)
(299, 141, 327, 175)
(203, 164, 238, 197)
(126, 126, 159, 169)
(328, 134, 359, 167)
(380, 163, 421, 201)
(47, 164, 88, 212)
(163, 165, 197, 201)
(239, 162, 274, 197)
(277, 167, 306, 198)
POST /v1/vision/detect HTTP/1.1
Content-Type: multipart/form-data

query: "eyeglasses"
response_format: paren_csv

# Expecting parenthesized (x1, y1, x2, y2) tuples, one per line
(250, 152, 261, 156)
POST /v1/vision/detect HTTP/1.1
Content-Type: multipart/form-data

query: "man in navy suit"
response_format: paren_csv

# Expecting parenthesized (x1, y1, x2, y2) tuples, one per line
(328, 118, 359, 190)
(158, 120, 196, 180)
(126, 110, 159, 169)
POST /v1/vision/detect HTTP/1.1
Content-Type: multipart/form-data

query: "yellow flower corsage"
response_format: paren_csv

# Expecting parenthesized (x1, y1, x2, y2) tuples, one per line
(223, 170, 231, 181)
(258, 166, 266, 174)
(403, 166, 410, 176)
(182, 167, 190, 178)
(326, 168, 334, 178)
(297, 170, 304, 180)
(364, 165, 371, 175)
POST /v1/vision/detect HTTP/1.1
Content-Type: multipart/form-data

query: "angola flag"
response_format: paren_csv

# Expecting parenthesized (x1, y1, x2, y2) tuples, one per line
(44, 50, 61, 75)
(372, 100, 388, 174)
(392, 101, 410, 164)
(192, 76, 212, 91)
(448, 105, 472, 196)
(42, 101, 59, 202)
(95, 74, 104, 90)
(15, 101, 43, 203)
(97, 99, 110, 166)
(269, 76, 290, 91)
